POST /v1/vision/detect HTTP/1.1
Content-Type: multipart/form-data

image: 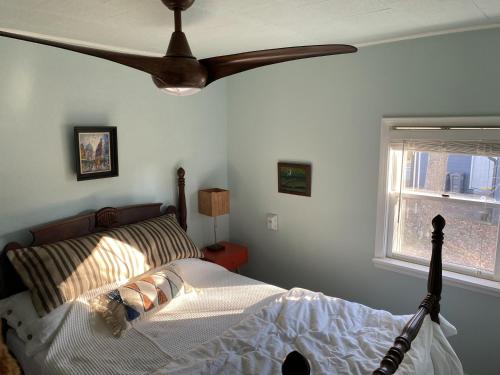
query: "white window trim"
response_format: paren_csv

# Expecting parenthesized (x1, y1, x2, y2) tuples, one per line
(374, 116, 500, 297)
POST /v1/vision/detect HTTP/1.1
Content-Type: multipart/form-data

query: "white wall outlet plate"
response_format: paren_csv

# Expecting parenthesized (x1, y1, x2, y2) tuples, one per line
(267, 213, 278, 231)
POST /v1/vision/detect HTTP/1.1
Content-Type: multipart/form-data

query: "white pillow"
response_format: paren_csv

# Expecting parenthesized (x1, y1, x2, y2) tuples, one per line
(0, 291, 70, 355)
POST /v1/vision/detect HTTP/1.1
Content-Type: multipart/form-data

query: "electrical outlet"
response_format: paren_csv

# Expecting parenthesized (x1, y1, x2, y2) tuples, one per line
(267, 213, 278, 231)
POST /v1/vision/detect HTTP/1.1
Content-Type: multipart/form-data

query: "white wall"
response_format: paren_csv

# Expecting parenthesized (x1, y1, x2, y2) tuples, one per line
(227, 28, 500, 374)
(0, 37, 229, 251)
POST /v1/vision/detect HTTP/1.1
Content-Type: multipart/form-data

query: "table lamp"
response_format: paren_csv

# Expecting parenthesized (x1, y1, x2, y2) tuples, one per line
(198, 188, 230, 251)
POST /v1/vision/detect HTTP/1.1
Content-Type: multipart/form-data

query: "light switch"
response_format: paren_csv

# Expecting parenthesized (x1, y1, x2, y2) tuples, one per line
(267, 213, 278, 231)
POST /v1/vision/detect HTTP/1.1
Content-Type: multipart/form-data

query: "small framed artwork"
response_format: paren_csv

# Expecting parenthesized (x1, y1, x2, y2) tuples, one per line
(278, 162, 312, 197)
(74, 126, 119, 181)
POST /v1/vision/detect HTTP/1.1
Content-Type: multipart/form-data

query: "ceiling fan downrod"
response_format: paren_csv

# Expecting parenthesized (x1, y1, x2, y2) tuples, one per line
(153, 0, 206, 95)
(164, 4, 194, 59)
(162, 0, 195, 54)
(174, 9, 182, 32)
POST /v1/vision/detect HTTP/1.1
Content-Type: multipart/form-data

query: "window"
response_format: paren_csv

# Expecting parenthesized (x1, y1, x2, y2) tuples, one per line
(375, 117, 500, 296)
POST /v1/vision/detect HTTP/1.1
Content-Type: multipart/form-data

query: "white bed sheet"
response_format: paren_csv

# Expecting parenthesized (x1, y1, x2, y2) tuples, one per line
(40, 258, 286, 375)
(6, 329, 49, 375)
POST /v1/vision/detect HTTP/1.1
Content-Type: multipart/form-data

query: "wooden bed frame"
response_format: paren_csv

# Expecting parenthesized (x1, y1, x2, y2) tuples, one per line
(0, 167, 445, 375)
(373, 214, 444, 374)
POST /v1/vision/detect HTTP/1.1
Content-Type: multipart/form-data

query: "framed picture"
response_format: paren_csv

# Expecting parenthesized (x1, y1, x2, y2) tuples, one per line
(278, 162, 311, 197)
(74, 126, 118, 181)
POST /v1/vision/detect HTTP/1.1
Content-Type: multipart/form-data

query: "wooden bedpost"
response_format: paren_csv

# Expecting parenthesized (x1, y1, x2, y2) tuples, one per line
(177, 167, 187, 231)
(373, 215, 445, 375)
(427, 214, 444, 323)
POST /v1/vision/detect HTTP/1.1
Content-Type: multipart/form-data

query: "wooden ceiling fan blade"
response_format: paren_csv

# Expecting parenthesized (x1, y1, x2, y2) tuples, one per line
(0, 30, 166, 77)
(199, 44, 357, 85)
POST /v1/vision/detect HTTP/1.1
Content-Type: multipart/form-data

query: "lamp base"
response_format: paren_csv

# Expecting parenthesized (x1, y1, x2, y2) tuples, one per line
(206, 243, 225, 251)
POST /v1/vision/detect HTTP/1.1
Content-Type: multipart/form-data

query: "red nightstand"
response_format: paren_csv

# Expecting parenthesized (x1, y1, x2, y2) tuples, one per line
(202, 242, 248, 272)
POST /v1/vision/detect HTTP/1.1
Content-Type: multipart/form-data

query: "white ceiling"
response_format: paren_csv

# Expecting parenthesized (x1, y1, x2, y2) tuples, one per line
(0, 0, 499, 58)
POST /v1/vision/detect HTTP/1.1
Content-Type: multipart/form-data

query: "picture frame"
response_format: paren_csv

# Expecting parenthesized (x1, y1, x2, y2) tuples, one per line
(278, 162, 312, 197)
(74, 126, 119, 181)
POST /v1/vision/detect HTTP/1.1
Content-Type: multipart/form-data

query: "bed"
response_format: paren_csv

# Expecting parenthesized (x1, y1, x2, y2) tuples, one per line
(0, 168, 463, 375)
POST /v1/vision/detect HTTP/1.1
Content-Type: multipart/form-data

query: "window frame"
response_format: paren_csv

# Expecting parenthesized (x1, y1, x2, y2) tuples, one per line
(374, 117, 500, 297)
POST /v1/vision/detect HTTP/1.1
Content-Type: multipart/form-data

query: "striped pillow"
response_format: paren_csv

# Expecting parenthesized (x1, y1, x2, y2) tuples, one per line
(7, 214, 200, 316)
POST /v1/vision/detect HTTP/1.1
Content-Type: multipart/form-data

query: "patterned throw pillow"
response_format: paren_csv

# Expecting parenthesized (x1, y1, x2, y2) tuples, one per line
(91, 265, 183, 337)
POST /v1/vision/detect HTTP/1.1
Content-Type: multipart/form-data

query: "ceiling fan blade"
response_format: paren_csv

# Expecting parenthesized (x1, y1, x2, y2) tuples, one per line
(199, 44, 357, 85)
(0, 30, 166, 77)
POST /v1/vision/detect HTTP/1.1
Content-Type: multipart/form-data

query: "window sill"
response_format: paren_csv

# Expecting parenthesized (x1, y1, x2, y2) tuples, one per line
(373, 257, 500, 298)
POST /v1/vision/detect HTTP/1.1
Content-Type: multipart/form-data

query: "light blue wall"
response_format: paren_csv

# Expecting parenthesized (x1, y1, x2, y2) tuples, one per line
(227, 28, 500, 375)
(0, 37, 229, 251)
(2, 26, 500, 375)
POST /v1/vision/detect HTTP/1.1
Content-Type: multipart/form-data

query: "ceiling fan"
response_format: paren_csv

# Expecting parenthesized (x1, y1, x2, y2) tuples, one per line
(0, 0, 357, 96)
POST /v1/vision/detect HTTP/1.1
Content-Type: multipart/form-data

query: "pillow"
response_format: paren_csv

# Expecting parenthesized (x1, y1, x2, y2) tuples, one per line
(7, 214, 200, 316)
(0, 291, 70, 355)
(91, 265, 183, 337)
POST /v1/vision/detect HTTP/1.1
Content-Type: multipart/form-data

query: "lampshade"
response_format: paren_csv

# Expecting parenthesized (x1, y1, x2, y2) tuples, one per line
(198, 188, 230, 217)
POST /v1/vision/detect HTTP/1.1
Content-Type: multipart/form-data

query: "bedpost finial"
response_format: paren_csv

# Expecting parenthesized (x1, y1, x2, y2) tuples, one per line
(176, 167, 187, 231)
(177, 167, 185, 178)
(432, 215, 445, 231)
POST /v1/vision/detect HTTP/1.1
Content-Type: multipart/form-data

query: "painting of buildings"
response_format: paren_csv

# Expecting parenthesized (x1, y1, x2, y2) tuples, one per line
(78, 132, 111, 174)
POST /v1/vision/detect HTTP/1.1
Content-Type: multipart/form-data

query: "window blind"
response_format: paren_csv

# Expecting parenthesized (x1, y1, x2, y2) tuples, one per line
(391, 140, 500, 156)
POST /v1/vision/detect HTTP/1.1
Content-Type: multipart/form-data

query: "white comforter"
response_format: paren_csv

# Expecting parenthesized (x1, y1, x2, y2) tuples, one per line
(153, 288, 463, 375)
(35, 259, 462, 375)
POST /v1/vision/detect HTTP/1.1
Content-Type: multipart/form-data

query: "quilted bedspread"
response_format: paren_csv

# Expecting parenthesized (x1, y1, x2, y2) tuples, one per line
(153, 288, 463, 375)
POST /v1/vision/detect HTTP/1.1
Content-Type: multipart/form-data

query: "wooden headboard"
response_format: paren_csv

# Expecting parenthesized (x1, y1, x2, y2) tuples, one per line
(0, 167, 188, 299)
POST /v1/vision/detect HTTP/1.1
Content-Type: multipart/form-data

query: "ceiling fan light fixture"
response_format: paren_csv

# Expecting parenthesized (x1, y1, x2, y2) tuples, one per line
(161, 86, 201, 96)
(152, 74, 204, 96)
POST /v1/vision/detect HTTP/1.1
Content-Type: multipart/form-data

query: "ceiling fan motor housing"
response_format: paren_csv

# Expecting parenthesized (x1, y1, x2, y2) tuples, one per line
(152, 30, 207, 89)
(152, 57, 207, 90)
